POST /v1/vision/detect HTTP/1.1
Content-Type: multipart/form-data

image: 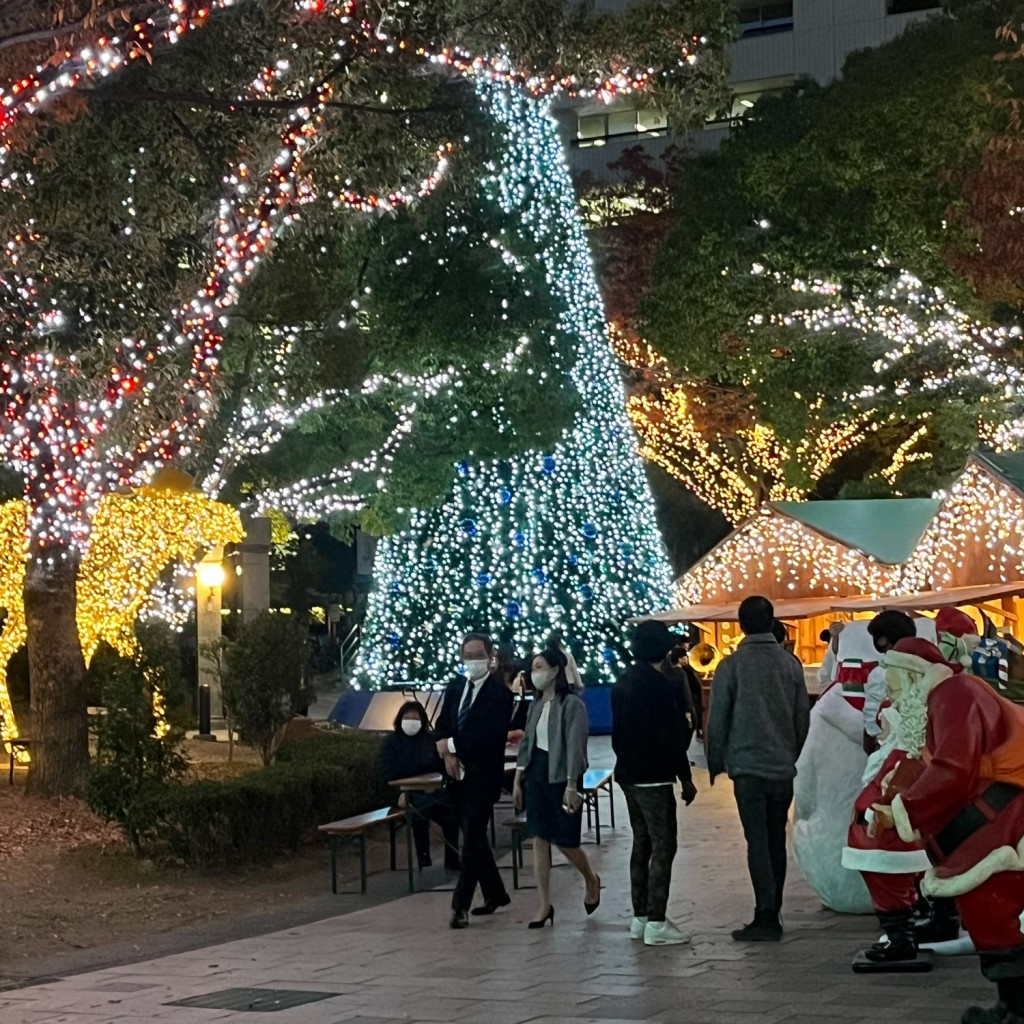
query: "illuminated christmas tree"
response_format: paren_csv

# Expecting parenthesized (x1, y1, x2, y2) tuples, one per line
(356, 79, 675, 685)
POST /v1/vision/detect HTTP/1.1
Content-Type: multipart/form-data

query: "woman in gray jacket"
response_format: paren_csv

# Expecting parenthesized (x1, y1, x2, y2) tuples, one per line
(512, 647, 601, 928)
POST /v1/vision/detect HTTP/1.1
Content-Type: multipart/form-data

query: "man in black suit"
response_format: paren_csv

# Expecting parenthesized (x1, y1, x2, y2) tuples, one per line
(435, 631, 514, 929)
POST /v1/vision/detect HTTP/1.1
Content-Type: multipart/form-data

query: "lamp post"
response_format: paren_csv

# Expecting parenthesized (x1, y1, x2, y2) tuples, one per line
(196, 550, 225, 738)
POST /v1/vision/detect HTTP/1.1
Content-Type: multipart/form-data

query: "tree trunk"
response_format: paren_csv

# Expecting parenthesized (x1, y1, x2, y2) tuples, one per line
(25, 555, 90, 797)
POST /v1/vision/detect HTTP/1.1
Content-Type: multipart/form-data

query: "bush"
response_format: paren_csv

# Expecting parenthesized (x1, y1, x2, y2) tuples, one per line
(142, 730, 390, 867)
(87, 658, 189, 855)
(223, 613, 314, 765)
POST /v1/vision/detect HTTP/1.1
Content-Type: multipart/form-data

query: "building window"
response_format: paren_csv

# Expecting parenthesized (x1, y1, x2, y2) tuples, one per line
(704, 77, 795, 127)
(574, 105, 669, 148)
(886, 0, 940, 13)
(737, 1, 794, 36)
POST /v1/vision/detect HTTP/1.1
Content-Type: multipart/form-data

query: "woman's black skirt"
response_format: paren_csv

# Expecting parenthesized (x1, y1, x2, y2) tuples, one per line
(525, 748, 583, 849)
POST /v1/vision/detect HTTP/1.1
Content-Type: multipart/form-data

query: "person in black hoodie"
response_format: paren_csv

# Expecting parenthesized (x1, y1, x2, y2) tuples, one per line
(379, 701, 460, 871)
(613, 620, 698, 947)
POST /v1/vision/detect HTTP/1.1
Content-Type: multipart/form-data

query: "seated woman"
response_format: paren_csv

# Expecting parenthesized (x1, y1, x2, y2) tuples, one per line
(379, 701, 460, 870)
(513, 647, 601, 928)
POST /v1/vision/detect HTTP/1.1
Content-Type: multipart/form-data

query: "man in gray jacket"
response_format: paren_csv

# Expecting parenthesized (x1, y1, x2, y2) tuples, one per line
(708, 596, 810, 942)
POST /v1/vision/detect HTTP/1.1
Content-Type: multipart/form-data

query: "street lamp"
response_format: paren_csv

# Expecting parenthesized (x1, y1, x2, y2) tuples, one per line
(196, 556, 225, 738)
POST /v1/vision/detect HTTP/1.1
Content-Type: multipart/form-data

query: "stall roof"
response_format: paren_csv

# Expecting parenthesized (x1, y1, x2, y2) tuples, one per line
(639, 596, 840, 624)
(772, 498, 939, 565)
(975, 450, 1024, 495)
(830, 581, 1024, 614)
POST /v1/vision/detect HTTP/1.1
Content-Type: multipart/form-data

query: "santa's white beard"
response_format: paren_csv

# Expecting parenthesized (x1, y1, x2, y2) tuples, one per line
(892, 669, 929, 758)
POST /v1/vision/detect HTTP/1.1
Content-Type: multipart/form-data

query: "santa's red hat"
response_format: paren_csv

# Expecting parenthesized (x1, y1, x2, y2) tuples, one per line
(934, 607, 978, 638)
(883, 637, 960, 688)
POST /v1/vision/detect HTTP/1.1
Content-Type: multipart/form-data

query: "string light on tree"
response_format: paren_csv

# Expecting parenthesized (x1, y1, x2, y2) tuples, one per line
(355, 76, 676, 686)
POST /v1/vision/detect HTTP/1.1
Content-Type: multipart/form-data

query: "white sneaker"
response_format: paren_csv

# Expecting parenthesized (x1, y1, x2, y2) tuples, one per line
(629, 916, 649, 939)
(643, 919, 691, 946)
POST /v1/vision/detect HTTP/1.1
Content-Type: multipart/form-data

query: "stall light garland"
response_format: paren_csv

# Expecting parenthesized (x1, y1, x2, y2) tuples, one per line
(677, 510, 898, 607)
(898, 460, 1024, 595)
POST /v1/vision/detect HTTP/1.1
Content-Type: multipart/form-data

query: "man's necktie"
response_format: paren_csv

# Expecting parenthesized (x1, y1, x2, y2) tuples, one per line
(457, 681, 474, 732)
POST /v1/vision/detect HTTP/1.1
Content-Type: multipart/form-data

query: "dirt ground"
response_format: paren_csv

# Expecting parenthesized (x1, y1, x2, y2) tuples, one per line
(0, 738, 395, 984)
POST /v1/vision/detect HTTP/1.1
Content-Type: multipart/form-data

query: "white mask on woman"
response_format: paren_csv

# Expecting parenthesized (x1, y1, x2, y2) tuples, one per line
(401, 719, 422, 736)
(532, 668, 556, 691)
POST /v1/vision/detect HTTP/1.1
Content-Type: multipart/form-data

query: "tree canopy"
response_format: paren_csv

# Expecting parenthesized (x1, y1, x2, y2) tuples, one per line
(633, 6, 1024, 501)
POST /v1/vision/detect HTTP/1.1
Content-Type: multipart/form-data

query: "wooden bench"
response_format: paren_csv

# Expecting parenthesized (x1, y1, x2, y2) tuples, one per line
(0, 712, 32, 786)
(319, 808, 405, 894)
(583, 768, 615, 845)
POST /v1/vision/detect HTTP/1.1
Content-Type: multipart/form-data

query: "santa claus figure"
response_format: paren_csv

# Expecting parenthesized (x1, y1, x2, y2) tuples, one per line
(872, 637, 1024, 1024)
(841, 705, 934, 967)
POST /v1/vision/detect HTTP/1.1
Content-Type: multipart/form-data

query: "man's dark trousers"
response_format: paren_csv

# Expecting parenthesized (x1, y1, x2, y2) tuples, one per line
(451, 770, 505, 913)
(622, 784, 677, 922)
(733, 775, 793, 915)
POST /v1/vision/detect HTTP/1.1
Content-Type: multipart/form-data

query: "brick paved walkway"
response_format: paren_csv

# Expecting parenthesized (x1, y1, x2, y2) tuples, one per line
(0, 740, 988, 1024)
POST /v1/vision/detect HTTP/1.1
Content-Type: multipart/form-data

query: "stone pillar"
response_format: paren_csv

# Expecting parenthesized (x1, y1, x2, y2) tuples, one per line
(236, 516, 272, 622)
(196, 547, 225, 727)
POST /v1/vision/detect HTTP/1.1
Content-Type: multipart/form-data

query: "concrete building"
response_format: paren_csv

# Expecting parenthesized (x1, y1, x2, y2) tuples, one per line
(568, 0, 943, 178)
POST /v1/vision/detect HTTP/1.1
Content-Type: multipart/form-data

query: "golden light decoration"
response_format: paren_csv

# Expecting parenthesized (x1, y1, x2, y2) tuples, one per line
(0, 486, 243, 755)
(613, 332, 888, 524)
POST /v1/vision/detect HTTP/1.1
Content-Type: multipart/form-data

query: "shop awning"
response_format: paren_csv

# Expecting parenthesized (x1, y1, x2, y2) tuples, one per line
(638, 596, 840, 624)
(830, 581, 1024, 614)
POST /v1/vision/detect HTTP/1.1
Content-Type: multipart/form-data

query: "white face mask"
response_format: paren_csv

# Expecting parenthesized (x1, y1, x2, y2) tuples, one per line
(463, 659, 490, 681)
(401, 719, 422, 736)
(532, 668, 556, 691)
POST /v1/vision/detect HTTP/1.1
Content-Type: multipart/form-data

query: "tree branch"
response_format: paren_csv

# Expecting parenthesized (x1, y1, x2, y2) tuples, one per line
(0, 3, 158, 55)
(93, 87, 449, 117)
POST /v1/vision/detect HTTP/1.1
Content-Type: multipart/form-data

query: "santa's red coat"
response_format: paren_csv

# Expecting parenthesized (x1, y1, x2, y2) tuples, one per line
(893, 673, 1024, 898)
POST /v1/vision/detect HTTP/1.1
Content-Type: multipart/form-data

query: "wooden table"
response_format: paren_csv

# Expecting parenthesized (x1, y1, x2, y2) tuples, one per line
(388, 772, 445, 892)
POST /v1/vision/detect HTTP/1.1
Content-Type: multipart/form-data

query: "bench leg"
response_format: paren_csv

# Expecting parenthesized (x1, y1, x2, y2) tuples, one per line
(405, 806, 415, 893)
(607, 783, 616, 828)
(330, 837, 338, 895)
(594, 793, 602, 846)
(585, 792, 592, 830)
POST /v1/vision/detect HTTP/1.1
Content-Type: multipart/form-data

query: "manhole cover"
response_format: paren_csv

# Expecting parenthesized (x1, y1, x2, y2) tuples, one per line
(165, 987, 338, 1012)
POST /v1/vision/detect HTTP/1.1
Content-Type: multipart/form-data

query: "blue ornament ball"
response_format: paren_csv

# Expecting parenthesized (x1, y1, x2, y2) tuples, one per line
(460, 518, 478, 537)
(633, 580, 649, 596)
(532, 567, 547, 584)
(499, 487, 513, 505)
(512, 530, 526, 549)
(582, 521, 599, 540)
(456, 460, 470, 477)
(476, 572, 492, 588)
(602, 646, 616, 664)
(620, 541, 634, 558)
(387, 631, 401, 649)
(542, 456, 557, 475)
(567, 553, 579, 566)
(506, 601, 522, 620)
(579, 584, 594, 602)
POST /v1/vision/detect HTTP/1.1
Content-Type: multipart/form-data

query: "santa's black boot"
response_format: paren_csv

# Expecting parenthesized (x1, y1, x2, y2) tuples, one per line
(915, 897, 961, 945)
(863, 909, 918, 964)
(962, 951, 1024, 1024)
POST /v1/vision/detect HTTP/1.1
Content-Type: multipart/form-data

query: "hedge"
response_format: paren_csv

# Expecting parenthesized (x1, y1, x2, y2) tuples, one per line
(141, 730, 391, 868)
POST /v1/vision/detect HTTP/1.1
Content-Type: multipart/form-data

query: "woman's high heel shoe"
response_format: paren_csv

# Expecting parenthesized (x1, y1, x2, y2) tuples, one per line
(584, 874, 601, 916)
(527, 906, 555, 929)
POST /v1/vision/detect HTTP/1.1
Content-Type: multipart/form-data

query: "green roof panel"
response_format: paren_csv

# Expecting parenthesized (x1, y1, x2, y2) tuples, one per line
(771, 498, 940, 565)
(975, 450, 1024, 494)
